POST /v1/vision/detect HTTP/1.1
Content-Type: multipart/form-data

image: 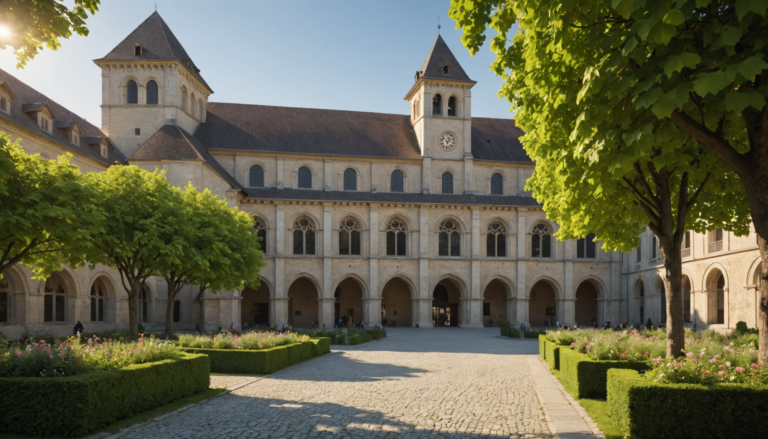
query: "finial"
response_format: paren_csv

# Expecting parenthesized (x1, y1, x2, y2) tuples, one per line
(155, 1, 157, 11)
(438, 16, 441, 35)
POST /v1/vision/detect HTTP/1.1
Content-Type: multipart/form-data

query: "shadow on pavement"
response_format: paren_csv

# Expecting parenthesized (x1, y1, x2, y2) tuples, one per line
(274, 353, 428, 382)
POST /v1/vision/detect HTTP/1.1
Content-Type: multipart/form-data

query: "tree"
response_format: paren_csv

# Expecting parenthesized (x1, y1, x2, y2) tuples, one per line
(0, 0, 100, 68)
(86, 165, 183, 340)
(0, 133, 98, 281)
(158, 184, 265, 339)
(448, 0, 756, 356)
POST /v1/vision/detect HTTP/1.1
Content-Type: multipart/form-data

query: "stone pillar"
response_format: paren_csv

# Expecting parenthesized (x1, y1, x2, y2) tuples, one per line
(515, 209, 529, 324)
(417, 207, 432, 328)
(272, 204, 287, 327)
(368, 205, 381, 326)
(465, 208, 483, 328)
(321, 205, 333, 328)
(563, 242, 575, 325)
(324, 160, 332, 191)
(422, 157, 431, 194)
(318, 298, 334, 329)
(463, 156, 474, 194)
(276, 157, 284, 189)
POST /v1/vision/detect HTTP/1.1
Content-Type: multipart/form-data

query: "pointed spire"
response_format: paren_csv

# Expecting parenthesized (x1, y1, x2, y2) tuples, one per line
(416, 34, 474, 83)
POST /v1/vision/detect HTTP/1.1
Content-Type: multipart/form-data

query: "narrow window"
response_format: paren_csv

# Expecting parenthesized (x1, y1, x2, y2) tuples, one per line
(486, 222, 506, 257)
(44, 278, 66, 322)
(651, 236, 657, 260)
(134, 45, 142, 56)
(682, 231, 691, 258)
(343, 168, 357, 191)
(386, 220, 406, 256)
(490, 173, 503, 195)
(140, 287, 149, 323)
(577, 233, 596, 258)
(432, 94, 442, 115)
(441, 172, 453, 195)
(439, 221, 460, 257)
(253, 218, 267, 254)
(532, 224, 552, 258)
(249, 164, 264, 188)
(173, 300, 181, 323)
(298, 166, 312, 189)
(293, 219, 315, 255)
(447, 96, 457, 116)
(0, 97, 6, 112)
(146, 80, 158, 105)
(636, 239, 642, 262)
(339, 219, 361, 255)
(135, 128, 141, 136)
(90, 286, 97, 322)
(126, 80, 138, 104)
(100, 144, 108, 158)
(55, 285, 65, 322)
(391, 169, 404, 192)
(708, 228, 724, 253)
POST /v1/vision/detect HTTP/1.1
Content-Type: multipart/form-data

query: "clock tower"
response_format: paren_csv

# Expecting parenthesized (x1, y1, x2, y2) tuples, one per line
(405, 34, 476, 194)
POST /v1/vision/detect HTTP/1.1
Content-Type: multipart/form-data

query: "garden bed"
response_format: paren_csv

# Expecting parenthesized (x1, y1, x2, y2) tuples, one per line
(0, 353, 209, 437)
(180, 340, 318, 374)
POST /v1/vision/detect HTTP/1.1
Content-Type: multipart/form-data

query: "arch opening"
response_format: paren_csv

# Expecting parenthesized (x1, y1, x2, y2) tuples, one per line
(334, 278, 363, 328)
(634, 280, 645, 324)
(287, 277, 319, 327)
(432, 279, 461, 327)
(529, 280, 557, 326)
(382, 277, 412, 327)
(483, 279, 508, 326)
(575, 280, 599, 326)
(242, 283, 271, 329)
(705, 269, 726, 324)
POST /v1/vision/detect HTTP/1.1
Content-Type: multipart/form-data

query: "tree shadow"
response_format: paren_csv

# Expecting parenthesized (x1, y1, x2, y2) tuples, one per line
(275, 353, 428, 382)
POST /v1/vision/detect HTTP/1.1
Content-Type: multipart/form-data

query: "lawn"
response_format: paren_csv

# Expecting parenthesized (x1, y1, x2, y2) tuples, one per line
(548, 367, 622, 439)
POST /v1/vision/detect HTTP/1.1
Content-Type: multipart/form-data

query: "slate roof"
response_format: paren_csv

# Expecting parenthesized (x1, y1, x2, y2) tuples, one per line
(471, 117, 531, 163)
(95, 11, 212, 93)
(130, 124, 243, 191)
(0, 68, 127, 165)
(243, 187, 539, 207)
(417, 35, 474, 83)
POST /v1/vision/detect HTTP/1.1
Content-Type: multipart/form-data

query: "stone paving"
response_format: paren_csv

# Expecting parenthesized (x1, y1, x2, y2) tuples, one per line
(116, 329, 579, 439)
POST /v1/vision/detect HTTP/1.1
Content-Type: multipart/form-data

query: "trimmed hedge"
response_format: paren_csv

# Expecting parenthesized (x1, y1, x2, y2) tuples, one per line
(607, 369, 768, 439)
(0, 353, 209, 437)
(500, 326, 521, 338)
(310, 337, 331, 356)
(545, 339, 561, 370)
(559, 348, 647, 399)
(524, 329, 546, 339)
(538, 334, 548, 360)
(181, 341, 314, 374)
(348, 334, 373, 345)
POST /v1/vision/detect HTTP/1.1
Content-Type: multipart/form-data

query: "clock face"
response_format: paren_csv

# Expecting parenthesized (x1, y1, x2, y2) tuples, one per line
(439, 132, 456, 151)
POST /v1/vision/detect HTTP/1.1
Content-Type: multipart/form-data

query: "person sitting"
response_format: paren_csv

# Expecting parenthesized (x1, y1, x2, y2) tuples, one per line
(73, 321, 84, 335)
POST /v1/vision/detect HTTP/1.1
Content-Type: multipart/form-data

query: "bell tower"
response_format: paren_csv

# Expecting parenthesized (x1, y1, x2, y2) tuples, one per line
(405, 34, 476, 193)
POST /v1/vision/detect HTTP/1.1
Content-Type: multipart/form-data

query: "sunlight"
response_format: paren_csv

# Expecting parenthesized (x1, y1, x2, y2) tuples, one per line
(0, 25, 10, 39)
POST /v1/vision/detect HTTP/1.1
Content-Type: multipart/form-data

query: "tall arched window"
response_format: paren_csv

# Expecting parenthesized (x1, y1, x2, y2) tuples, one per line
(391, 169, 404, 192)
(139, 286, 149, 323)
(343, 168, 357, 191)
(199, 98, 203, 118)
(532, 223, 552, 258)
(438, 220, 461, 257)
(447, 96, 457, 116)
(90, 283, 104, 322)
(253, 217, 267, 254)
(386, 220, 407, 256)
(146, 80, 158, 105)
(0, 278, 8, 323)
(43, 275, 66, 322)
(339, 219, 361, 255)
(181, 86, 188, 112)
(126, 80, 138, 104)
(577, 233, 596, 258)
(433, 94, 442, 115)
(486, 222, 507, 257)
(491, 173, 503, 195)
(249, 164, 264, 188)
(293, 219, 316, 255)
(441, 172, 453, 195)
(298, 166, 312, 189)
(190, 93, 197, 118)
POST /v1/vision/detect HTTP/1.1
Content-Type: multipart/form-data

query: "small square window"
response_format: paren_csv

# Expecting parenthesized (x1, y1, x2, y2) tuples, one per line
(135, 128, 141, 136)
(100, 144, 108, 158)
(294, 310, 301, 316)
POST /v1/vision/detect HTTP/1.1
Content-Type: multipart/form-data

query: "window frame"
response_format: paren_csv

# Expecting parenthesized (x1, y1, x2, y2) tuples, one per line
(390, 169, 404, 193)
(126, 80, 138, 105)
(441, 171, 454, 195)
(146, 80, 159, 105)
(386, 220, 407, 256)
(486, 222, 507, 258)
(297, 166, 312, 189)
(438, 220, 461, 257)
(490, 173, 503, 195)
(531, 223, 552, 258)
(343, 168, 357, 191)
(249, 164, 265, 188)
(447, 96, 457, 117)
(292, 218, 316, 255)
(432, 94, 442, 115)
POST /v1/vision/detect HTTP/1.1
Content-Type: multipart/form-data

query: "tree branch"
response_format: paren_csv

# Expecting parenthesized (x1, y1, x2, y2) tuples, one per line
(670, 110, 751, 173)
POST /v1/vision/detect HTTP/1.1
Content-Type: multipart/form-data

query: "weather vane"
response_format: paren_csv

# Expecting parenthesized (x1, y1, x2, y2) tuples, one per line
(438, 16, 441, 34)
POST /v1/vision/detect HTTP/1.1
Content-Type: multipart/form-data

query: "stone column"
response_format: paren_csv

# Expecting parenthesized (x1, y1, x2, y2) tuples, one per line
(563, 240, 575, 326)
(276, 157, 284, 189)
(515, 209, 529, 324)
(367, 205, 381, 326)
(465, 208, 483, 328)
(272, 204, 287, 327)
(463, 156, 474, 194)
(324, 160, 333, 191)
(417, 207, 432, 327)
(422, 157, 431, 194)
(321, 205, 333, 328)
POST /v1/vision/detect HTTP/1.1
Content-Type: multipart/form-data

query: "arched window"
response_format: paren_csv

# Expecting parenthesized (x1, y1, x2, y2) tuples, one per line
(432, 94, 442, 115)
(708, 228, 724, 253)
(386, 220, 407, 256)
(339, 219, 361, 255)
(577, 233, 596, 258)
(486, 222, 507, 257)
(391, 169, 404, 192)
(190, 93, 197, 118)
(126, 80, 138, 104)
(249, 164, 264, 188)
(448, 96, 457, 116)
(298, 166, 312, 189)
(139, 286, 149, 323)
(253, 217, 267, 254)
(438, 221, 461, 257)
(43, 276, 66, 322)
(90, 283, 104, 322)
(199, 98, 203, 118)
(293, 219, 316, 255)
(0, 278, 8, 323)
(532, 223, 552, 258)
(181, 86, 188, 112)
(441, 172, 453, 195)
(146, 80, 158, 105)
(343, 168, 357, 191)
(491, 173, 503, 195)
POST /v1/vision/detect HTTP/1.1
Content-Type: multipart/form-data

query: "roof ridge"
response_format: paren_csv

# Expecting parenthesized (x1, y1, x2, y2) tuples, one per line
(156, 12, 175, 60)
(174, 125, 207, 161)
(207, 101, 410, 118)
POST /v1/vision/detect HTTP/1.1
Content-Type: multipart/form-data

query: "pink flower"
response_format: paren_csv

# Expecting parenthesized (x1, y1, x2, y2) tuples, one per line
(753, 364, 759, 370)
(681, 349, 685, 353)
(87, 338, 93, 345)
(686, 352, 693, 358)
(119, 352, 125, 356)
(129, 349, 135, 354)
(760, 360, 766, 366)
(735, 367, 745, 373)
(718, 371, 725, 377)
(571, 343, 576, 347)
(701, 370, 711, 375)
(755, 376, 759, 379)
(39, 340, 46, 345)
(108, 338, 112, 342)
(16, 351, 21, 358)
(726, 362, 731, 367)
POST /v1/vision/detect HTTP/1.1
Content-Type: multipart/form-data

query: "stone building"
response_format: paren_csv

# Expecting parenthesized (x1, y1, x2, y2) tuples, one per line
(0, 12, 761, 338)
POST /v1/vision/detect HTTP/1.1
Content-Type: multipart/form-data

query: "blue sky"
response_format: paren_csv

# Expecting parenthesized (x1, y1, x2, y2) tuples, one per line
(0, 0, 516, 125)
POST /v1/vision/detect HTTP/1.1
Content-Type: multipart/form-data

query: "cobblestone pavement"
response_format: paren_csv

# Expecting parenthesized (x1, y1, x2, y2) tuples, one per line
(119, 329, 556, 439)
(210, 375, 260, 389)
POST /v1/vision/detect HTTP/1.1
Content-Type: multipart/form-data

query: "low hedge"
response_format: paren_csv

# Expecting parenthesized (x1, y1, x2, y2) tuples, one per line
(559, 348, 647, 399)
(310, 337, 331, 356)
(524, 329, 546, 339)
(545, 339, 561, 370)
(0, 353, 209, 437)
(348, 334, 373, 345)
(181, 341, 314, 374)
(607, 369, 768, 439)
(538, 334, 548, 360)
(500, 326, 521, 338)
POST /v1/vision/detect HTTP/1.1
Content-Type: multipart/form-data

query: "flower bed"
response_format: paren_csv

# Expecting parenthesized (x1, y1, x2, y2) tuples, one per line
(177, 330, 305, 350)
(0, 353, 209, 437)
(559, 347, 646, 398)
(607, 369, 768, 439)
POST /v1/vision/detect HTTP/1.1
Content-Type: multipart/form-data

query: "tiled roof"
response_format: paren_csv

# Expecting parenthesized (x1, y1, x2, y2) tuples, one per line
(0, 68, 127, 166)
(471, 117, 532, 163)
(95, 11, 212, 93)
(417, 35, 474, 83)
(130, 124, 243, 192)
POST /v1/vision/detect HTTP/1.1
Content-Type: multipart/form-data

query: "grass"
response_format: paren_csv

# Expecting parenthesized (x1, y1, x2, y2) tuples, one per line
(0, 388, 226, 439)
(210, 372, 262, 377)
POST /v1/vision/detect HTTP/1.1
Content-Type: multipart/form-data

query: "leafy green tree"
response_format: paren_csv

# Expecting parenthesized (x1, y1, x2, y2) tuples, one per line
(86, 165, 183, 340)
(448, 0, 757, 356)
(158, 184, 265, 338)
(0, 0, 100, 69)
(0, 133, 98, 280)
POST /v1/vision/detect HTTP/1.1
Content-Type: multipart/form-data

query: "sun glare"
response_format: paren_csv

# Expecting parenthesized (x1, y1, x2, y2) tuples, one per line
(0, 25, 11, 39)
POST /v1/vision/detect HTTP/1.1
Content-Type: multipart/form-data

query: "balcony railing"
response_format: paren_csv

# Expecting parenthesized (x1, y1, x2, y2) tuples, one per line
(708, 240, 723, 253)
(681, 248, 691, 258)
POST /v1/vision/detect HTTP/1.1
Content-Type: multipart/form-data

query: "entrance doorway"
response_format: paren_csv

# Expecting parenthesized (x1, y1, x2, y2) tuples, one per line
(287, 277, 319, 327)
(242, 283, 270, 329)
(381, 277, 412, 327)
(432, 282, 460, 327)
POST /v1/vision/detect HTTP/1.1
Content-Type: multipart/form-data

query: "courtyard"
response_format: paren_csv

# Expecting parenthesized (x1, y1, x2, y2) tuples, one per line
(108, 329, 598, 439)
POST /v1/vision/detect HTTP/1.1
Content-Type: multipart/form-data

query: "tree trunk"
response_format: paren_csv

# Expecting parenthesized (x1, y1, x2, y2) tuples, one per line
(164, 279, 178, 339)
(658, 236, 685, 358)
(128, 280, 141, 340)
(756, 234, 768, 359)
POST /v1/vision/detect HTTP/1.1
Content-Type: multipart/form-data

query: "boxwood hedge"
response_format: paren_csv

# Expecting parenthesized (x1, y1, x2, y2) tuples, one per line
(0, 353, 209, 437)
(607, 369, 768, 439)
(310, 337, 330, 356)
(538, 334, 548, 360)
(348, 334, 373, 345)
(181, 341, 318, 374)
(545, 339, 561, 370)
(500, 326, 521, 338)
(559, 348, 647, 399)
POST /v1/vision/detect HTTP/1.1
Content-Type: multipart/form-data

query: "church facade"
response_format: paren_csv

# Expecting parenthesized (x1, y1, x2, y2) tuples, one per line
(0, 12, 761, 338)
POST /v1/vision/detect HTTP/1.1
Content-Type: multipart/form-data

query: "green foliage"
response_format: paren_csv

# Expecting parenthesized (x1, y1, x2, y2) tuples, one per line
(545, 340, 561, 370)
(607, 369, 768, 439)
(348, 333, 374, 345)
(539, 334, 548, 359)
(180, 341, 314, 374)
(560, 348, 647, 399)
(501, 326, 521, 337)
(498, 321, 510, 328)
(524, 329, 547, 338)
(177, 331, 304, 350)
(299, 330, 346, 344)
(0, 353, 208, 437)
(0, 134, 100, 280)
(0, 0, 101, 69)
(310, 337, 331, 356)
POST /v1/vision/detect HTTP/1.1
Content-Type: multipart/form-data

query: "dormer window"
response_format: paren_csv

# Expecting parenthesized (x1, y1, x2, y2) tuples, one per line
(100, 144, 108, 158)
(0, 96, 7, 113)
(71, 131, 79, 146)
(38, 115, 50, 132)
(134, 45, 142, 56)
(441, 65, 449, 74)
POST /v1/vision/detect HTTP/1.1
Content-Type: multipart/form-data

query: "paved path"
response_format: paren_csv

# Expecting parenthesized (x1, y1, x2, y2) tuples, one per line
(115, 329, 598, 439)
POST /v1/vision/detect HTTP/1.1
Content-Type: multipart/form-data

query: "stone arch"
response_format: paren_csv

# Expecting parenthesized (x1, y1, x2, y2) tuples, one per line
(292, 162, 317, 189)
(434, 215, 466, 258)
(436, 167, 458, 194)
(43, 269, 77, 324)
(481, 274, 516, 299)
(528, 277, 561, 326)
(482, 216, 514, 234)
(703, 264, 728, 325)
(748, 257, 765, 286)
(332, 274, 366, 327)
(482, 275, 515, 326)
(87, 274, 116, 324)
(574, 276, 604, 326)
(381, 275, 414, 327)
(0, 264, 26, 325)
(653, 274, 666, 325)
(180, 85, 188, 113)
(529, 219, 556, 259)
(337, 164, 362, 191)
(331, 274, 369, 299)
(242, 278, 272, 329)
(447, 93, 461, 117)
(633, 278, 646, 324)
(380, 213, 414, 232)
(386, 165, 408, 192)
(289, 214, 320, 256)
(244, 160, 268, 187)
(286, 273, 321, 327)
(432, 274, 467, 327)
(336, 214, 365, 256)
(485, 168, 507, 195)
